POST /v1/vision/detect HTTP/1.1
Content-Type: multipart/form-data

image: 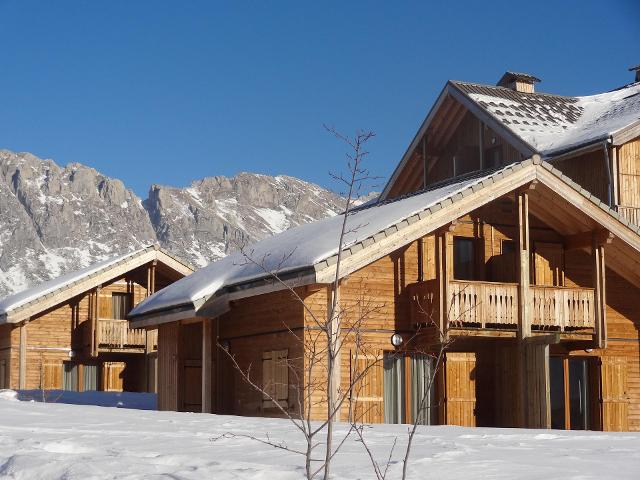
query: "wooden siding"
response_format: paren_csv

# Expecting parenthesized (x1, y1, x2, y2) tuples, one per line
(552, 149, 609, 205)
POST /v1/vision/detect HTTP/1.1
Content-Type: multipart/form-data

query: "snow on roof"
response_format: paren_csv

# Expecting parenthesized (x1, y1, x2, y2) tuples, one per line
(0, 245, 189, 321)
(454, 81, 640, 156)
(129, 171, 494, 319)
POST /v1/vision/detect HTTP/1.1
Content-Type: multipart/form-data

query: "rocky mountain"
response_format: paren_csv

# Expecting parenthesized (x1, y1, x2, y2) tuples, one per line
(0, 149, 350, 297)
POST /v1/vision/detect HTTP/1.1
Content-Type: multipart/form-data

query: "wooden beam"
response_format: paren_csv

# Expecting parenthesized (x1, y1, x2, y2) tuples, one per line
(517, 191, 531, 340)
(593, 239, 607, 349)
(18, 321, 27, 389)
(435, 233, 445, 333)
(565, 230, 614, 251)
(516, 191, 530, 428)
(202, 318, 212, 413)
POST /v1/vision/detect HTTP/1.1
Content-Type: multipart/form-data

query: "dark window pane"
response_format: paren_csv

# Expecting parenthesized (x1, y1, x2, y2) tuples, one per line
(550, 357, 565, 429)
(112, 293, 131, 320)
(569, 358, 590, 430)
(454, 237, 476, 280)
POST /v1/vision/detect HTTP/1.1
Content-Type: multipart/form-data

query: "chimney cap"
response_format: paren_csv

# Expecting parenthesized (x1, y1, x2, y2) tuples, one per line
(497, 71, 541, 87)
(628, 64, 640, 72)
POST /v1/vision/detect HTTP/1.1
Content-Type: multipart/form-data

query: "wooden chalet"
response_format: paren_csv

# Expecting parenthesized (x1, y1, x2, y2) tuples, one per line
(129, 70, 640, 431)
(0, 246, 192, 393)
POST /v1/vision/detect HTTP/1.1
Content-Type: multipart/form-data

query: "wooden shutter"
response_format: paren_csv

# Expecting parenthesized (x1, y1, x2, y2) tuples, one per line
(534, 242, 564, 287)
(43, 362, 63, 390)
(445, 352, 476, 426)
(350, 351, 383, 423)
(101, 361, 125, 392)
(262, 349, 289, 409)
(601, 356, 629, 431)
(98, 292, 112, 319)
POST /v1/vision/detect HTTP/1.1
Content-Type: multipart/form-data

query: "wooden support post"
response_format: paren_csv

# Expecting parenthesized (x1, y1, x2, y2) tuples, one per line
(18, 320, 27, 389)
(592, 237, 607, 349)
(516, 191, 530, 428)
(611, 146, 619, 208)
(202, 318, 212, 413)
(417, 238, 425, 282)
(517, 191, 531, 340)
(90, 288, 100, 357)
(328, 284, 342, 421)
(435, 231, 448, 333)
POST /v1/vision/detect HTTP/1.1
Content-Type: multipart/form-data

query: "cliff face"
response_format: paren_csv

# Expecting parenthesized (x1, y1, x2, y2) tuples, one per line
(0, 150, 347, 297)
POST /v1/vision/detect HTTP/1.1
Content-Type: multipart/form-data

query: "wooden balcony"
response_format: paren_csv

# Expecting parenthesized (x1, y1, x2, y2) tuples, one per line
(408, 280, 596, 335)
(96, 319, 157, 352)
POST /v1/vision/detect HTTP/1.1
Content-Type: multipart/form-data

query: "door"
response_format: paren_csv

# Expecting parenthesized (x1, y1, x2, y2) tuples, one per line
(63, 362, 79, 391)
(445, 352, 477, 426)
(102, 361, 125, 391)
(534, 242, 564, 286)
(550, 356, 597, 430)
(182, 360, 202, 412)
(601, 356, 629, 431)
(351, 352, 384, 423)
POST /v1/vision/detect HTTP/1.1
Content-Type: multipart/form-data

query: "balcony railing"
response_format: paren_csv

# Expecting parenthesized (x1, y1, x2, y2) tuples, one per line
(408, 280, 595, 333)
(617, 205, 640, 226)
(97, 319, 157, 350)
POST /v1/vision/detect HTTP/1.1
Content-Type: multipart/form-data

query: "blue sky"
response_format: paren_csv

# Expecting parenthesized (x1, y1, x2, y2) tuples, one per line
(1, 1, 638, 197)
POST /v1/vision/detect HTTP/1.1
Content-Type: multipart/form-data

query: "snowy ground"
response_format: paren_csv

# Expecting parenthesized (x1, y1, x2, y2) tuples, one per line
(0, 391, 639, 479)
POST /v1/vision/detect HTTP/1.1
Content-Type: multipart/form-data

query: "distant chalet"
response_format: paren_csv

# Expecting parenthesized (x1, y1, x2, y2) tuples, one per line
(0, 246, 192, 393)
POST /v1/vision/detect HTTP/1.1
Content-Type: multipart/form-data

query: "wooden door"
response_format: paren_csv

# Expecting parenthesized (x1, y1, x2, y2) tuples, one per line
(182, 360, 202, 412)
(601, 356, 629, 431)
(43, 362, 63, 389)
(351, 352, 383, 423)
(102, 361, 125, 391)
(534, 242, 564, 286)
(445, 352, 476, 426)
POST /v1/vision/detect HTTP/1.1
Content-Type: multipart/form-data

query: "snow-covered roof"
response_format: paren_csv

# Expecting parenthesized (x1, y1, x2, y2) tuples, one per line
(129, 156, 640, 327)
(0, 246, 193, 324)
(128, 170, 494, 321)
(453, 80, 640, 156)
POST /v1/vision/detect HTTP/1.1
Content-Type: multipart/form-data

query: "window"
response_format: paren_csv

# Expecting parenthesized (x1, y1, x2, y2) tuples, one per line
(383, 353, 436, 425)
(454, 237, 476, 280)
(63, 362, 78, 391)
(262, 349, 289, 409)
(484, 145, 503, 168)
(111, 292, 131, 320)
(383, 353, 405, 423)
(83, 364, 98, 391)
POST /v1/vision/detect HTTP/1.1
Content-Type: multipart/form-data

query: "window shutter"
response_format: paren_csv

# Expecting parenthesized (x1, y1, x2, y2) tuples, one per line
(275, 350, 289, 403)
(262, 351, 275, 401)
(262, 349, 289, 408)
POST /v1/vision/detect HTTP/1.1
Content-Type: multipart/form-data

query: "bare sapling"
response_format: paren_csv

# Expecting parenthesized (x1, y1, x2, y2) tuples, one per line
(215, 126, 381, 480)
